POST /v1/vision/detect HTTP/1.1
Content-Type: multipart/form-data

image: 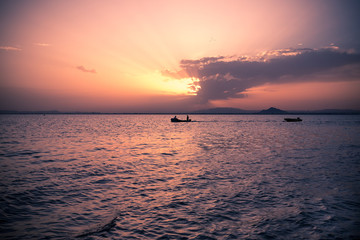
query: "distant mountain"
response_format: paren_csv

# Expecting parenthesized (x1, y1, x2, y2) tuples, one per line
(192, 107, 254, 114)
(258, 107, 288, 114)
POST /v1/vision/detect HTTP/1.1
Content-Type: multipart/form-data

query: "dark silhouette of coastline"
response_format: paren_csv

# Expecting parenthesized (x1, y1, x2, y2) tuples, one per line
(0, 107, 359, 115)
(192, 107, 253, 114)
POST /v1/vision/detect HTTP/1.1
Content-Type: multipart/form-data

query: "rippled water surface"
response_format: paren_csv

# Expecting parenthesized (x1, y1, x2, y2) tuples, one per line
(0, 114, 359, 239)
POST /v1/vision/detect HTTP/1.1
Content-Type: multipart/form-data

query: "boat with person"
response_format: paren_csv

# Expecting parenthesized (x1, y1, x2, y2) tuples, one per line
(284, 117, 302, 122)
(171, 115, 191, 122)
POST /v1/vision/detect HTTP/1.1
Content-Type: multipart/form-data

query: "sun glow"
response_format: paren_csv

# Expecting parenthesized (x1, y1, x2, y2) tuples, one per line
(162, 77, 201, 95)
(142, 70, 200, 95)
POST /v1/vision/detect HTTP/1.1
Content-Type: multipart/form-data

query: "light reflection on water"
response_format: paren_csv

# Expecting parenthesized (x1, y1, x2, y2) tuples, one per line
(0, 114, 359, 239)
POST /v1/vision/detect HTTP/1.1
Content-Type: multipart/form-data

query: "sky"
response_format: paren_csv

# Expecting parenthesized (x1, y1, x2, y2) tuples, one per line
(1, 0, 360, 112)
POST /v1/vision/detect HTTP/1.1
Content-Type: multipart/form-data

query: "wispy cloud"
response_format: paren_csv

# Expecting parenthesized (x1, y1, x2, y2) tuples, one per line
(76, 65, 96, 74)
(0, 46, 22, 51)
(165, 47, 360, 103)
(34, 43, 51, 47)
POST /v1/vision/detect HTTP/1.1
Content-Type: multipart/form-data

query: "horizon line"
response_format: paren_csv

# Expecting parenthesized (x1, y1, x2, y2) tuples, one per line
(1, 109, 359, 115)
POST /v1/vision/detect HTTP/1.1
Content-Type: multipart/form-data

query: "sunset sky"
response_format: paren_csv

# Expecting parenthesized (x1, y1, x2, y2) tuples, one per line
(1, 0, 360, 112)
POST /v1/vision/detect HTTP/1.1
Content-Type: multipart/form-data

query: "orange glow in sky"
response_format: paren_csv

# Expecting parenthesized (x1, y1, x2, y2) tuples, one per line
(0, 0, 359, 112)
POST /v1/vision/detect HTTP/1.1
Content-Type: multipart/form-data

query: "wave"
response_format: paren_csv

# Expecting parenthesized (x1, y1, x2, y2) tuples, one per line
(75, 216, 117, 238)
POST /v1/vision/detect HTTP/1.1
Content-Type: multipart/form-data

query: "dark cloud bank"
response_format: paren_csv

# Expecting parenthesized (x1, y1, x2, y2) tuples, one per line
(166, 48, 360, 103)
(77, 65, 96, 74)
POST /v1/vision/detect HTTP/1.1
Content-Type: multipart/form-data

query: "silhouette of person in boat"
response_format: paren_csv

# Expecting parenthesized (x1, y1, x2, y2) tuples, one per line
(171, 115, 191, 122)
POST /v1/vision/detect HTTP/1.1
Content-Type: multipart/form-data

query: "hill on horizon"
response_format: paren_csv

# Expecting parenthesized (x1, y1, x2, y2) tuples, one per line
(258, 107, 288, 114)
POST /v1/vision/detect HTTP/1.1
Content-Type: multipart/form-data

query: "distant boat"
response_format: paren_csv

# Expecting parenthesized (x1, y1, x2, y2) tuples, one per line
(284, 117, 302, 122)
(171, 116, 191, 122)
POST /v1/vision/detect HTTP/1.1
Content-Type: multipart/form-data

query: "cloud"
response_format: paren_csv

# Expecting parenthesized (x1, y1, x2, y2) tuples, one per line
(0, 46, 21, 51)
(167, 47, 360, 103)
(161, 69, 189, 79)
(161, 56, 226, 79)
(34, 43, 51, 47)
(76, 65, 96, 74)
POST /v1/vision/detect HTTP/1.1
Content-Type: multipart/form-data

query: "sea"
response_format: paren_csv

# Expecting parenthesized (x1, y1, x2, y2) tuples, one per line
(0, 114, 359, 240)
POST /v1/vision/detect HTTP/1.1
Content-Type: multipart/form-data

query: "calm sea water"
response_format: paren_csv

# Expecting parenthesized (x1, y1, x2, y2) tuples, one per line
(0, 114, 359, 239)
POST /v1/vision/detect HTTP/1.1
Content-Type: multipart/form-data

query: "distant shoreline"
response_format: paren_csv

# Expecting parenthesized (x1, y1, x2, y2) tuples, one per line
(1, 111, 360, 115)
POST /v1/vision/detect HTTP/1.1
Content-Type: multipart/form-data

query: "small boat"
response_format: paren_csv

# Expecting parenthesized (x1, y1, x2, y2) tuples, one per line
(171, 116, 191, 122)
(284, 117, 302, 122)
